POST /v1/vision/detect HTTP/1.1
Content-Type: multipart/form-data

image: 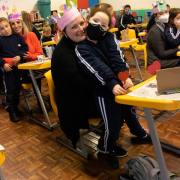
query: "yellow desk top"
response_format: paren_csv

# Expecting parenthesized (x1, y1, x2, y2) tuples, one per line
(119, 39, 139, 47)
(177, 51, 180, 56)
(138, 32, 147, 36)
(18, 60, 51, 70)
(115, 76, 180, 111)
(129, 23, 148, 28)
(43, 41, 56, 46)
(0, 150, 5, 166)
(109, 28, 118, 33)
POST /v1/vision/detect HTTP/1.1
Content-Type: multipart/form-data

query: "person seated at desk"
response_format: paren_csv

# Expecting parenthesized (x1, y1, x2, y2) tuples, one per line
(121, 5, 136, 29)
(52, 3, 151, 170)
(40, 24, 55, 57)
(9, 13, 45, 112)
(147, 0, 180, 70)
(115, 6, 125, 39)
(21, 11, 41, 41)
(164, 8, 180, 67)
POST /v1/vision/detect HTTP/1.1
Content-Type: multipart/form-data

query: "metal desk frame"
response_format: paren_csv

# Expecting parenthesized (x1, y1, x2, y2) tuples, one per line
(115, 76, 180, 180)
(18, 60, 60, 131)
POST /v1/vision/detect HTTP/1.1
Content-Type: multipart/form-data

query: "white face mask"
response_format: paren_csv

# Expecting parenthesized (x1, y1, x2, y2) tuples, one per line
(159, 14, 169, 23)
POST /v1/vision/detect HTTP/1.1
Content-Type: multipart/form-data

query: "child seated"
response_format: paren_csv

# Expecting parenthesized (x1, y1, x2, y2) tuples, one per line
(164, 8, 180, 67)
(121, 5, 136, 29)
(40, 24, 55, 57)
(74, 4, 151, 169)
(0, 17, 28, 122)
(165, 8, 180, 49)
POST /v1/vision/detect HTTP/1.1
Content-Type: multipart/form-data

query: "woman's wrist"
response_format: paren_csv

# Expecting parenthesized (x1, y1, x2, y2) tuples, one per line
(178, 45, 180, 51)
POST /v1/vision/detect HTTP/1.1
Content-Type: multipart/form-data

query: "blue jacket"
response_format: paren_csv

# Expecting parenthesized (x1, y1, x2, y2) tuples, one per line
(121, 13, 136, 29)
(164, 27, 180, 49)
(0, 34, 29, 67)
(75, 32, 129, 92)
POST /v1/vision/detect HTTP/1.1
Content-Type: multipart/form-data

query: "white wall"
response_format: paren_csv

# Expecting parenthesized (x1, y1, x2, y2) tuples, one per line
(100, 0, 180, 10)
(0, 0, 66, 18)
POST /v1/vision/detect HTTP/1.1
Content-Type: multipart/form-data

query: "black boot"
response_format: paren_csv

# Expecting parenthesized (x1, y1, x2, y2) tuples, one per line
(6, 106, 19, 122)
(15, 107, 23, 117)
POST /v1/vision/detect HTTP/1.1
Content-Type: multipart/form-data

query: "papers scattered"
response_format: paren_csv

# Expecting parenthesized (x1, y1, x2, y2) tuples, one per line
(128, 79, 180, 101)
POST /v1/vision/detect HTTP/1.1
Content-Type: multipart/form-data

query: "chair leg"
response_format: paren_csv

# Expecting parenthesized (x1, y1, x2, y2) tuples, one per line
(0, 166, 5, 180)
(19, 88, 32, 113)
(56, 133, 89, 159)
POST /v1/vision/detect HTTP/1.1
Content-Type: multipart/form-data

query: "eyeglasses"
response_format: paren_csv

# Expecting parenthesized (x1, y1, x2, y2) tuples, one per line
(11, 21, 21, 26)
(89, 17, 109, 31)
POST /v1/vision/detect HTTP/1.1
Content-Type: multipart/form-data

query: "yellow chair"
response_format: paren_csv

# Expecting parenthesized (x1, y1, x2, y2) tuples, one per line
(44, 70, 103, 159)
(0, 150, 5, 180)
(121, 29, 147, 66)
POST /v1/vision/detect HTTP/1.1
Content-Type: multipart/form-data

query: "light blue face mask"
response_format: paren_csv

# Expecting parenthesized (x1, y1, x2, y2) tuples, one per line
(125, 9, 130, 13)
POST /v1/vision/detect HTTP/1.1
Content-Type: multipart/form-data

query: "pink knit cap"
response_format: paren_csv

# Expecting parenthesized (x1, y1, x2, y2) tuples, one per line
(57, 7, 81, 30)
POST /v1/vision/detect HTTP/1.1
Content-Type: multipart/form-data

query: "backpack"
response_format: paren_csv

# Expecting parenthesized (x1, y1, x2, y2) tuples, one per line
(123, 154, 179, 180)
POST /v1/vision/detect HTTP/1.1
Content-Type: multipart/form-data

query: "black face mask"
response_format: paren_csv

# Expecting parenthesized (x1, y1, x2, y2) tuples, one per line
(86, 22, 106, 40)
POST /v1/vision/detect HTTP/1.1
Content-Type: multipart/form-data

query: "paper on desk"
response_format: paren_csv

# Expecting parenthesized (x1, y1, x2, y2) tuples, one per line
(0, 145, 5, 150)
(128, 79, 180, 101)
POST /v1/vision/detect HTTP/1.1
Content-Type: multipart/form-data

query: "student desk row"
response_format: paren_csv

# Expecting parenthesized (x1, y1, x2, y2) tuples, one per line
(115, 76, 180, 180)
(119, 38, 144, 83)
(18, 60, 60, 130)
(129, 23, 148, 44)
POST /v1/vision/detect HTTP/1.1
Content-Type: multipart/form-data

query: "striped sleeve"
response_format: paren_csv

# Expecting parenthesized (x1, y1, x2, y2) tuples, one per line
(75, 44, 120, 91)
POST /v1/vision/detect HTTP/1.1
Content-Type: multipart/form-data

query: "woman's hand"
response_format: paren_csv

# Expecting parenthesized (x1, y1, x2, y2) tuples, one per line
(13, 56, 21, 66)
(23, 52, 29, 59)
(112, 84, 127, 95)
(123, 78, 134, 89)
(4, 63, 12, 72)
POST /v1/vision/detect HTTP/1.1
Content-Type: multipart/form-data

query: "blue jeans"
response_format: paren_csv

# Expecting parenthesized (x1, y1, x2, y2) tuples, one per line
(174, 60, 180, 67)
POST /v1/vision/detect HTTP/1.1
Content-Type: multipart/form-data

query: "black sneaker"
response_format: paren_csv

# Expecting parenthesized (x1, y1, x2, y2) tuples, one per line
(6, 107, 19, 122)
(131, 134, 152, 144)
(97, 144, 128, 157)
(115, 146, 128, 157)
(107, 152, 119, 169)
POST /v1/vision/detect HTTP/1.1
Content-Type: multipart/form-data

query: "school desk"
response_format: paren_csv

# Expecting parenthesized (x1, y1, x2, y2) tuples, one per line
(18, 60, 60, 130)
(43, 41, 56, 46)
(0, 150, 5, 180)
(109, 28, 118, 33)
(115, 76, 180, 180)
(129, 23, 148, 44)
(120, 38, 143, 83)
(177, 51, 180, 56)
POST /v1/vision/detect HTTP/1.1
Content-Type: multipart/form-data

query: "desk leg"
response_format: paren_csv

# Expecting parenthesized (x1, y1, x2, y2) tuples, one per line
(130, 45, 143, 82)
(137, 28, 144, 44)
(143, 107, 169, 180)
(29, 70, 53, 130)
(0, 166, 5, 180)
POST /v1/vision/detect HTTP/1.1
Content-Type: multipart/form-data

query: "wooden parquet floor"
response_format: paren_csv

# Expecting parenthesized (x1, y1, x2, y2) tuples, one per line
(0, 51, 180, 180)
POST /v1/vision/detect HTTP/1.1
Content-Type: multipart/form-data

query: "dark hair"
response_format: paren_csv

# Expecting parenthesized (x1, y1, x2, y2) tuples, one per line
(124, 5, 131, 9)
(166, 4, 170, 9)
(166, 8, 180, 28)
(88, 3, 112, 28)
(147, 14, 156, 32)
